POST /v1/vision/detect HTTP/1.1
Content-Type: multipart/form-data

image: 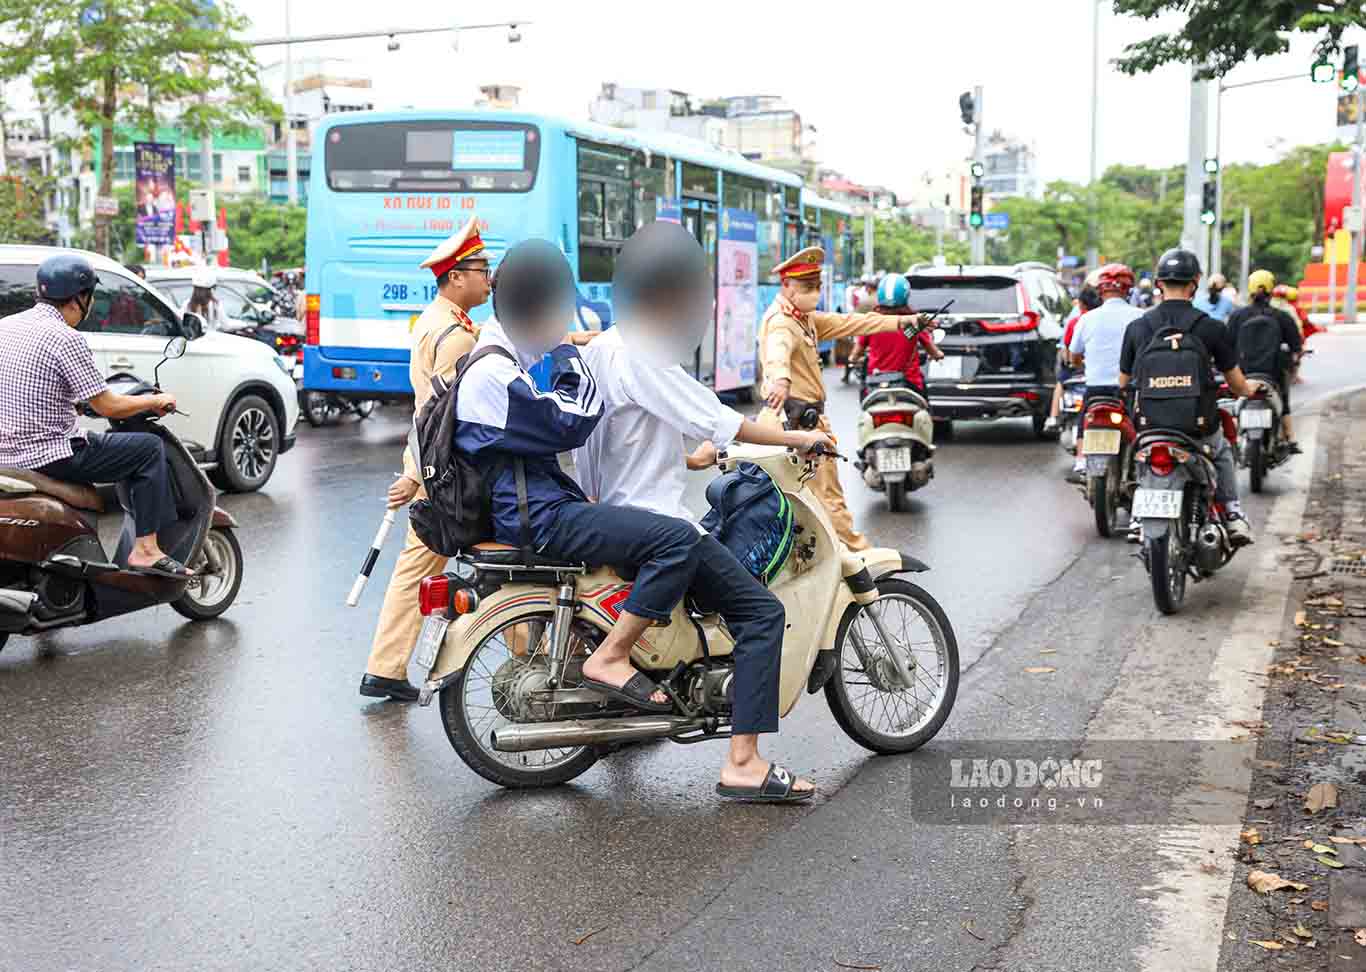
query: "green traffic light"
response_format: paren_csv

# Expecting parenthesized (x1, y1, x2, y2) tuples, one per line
(1200, 211, 1216, 226)
(1312, 59, 1336, 84)
(969, 214, 983, 228)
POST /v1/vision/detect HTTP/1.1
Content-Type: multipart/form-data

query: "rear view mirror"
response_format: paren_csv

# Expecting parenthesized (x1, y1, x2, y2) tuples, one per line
(164, 336, 188, 359)
(182, 311, 206, 339)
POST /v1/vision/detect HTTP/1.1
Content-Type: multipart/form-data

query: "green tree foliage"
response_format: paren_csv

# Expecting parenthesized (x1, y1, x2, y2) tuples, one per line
(1111, 0, 1365, 79)
(220, 197, 306, 272)
(0, 165, 59, 244)
(0, 0, 278, 254)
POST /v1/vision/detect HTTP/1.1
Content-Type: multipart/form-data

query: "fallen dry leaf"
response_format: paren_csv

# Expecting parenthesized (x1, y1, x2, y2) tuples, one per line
(1241, 828, 1263, 846)
(1038, 649, 1056, 655)
(1320, 856, 1346, 869)
(1294, 923, 1314, 939)
(1250, 940, 1285, 951)
(833, 958, 882, 971)
(1248, 870, 1310, 894)
(961, 919, 985, 942)
(1023, 666, 1056, 674)
(1254, 798, 1276, 810)
(1313, 900, 1329, 911)
(1331, 836, 1366, 845)
(1311, 843, 1338, 855)
(1357, 928, 1366, 947)
(572, 925, 608, 946)
(1306, 782, 1339, 814)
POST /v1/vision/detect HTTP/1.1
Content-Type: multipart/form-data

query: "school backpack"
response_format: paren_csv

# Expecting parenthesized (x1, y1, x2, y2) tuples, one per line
(1235, 308, 1284, 378)
(699, 462, 795, 586)
(407, 344, 519, 557)
(1132, 308, 1218, 438)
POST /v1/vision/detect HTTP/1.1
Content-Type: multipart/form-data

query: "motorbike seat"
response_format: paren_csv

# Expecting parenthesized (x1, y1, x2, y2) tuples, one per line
(0, 467, 103, 513)
(468, 541, 585, 570)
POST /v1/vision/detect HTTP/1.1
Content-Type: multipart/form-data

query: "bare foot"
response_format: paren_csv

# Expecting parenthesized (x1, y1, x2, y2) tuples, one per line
(719, 757, 814, 794)
(581, 655, 667, 705)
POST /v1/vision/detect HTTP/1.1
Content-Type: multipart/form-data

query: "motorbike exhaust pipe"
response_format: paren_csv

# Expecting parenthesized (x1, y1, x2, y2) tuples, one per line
(1195, 525, 1226, 572)
(490, 715, 706, 753)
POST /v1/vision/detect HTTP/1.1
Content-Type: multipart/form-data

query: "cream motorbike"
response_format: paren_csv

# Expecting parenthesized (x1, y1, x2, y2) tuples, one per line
(855, 373, 935, 512)
(408, 446, 959, 789)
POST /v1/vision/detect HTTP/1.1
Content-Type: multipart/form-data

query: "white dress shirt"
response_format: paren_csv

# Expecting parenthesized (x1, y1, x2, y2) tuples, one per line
(1069, 297, 1143, 388)
(574, 326, 745, 517)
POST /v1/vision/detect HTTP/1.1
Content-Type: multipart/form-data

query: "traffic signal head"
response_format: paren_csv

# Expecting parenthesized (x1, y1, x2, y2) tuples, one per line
(1312, 58, 1336, 83)
(969, 184, 984, 227)
(1202, 157, 1219, 175)
(969, 212, 984, 229)
(1200, 181, 1217, 225)
(1345, 45, 1360, 92)
(970, 161, 985, 179)
(959, 91, 975, 126)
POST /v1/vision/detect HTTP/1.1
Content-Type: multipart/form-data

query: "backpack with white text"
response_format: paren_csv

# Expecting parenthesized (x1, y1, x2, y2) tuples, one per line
(1132, 307, 1218, 437)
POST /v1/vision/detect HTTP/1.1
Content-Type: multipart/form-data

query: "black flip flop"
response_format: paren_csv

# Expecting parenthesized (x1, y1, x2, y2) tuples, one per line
(582, 672, 672, 714)
(131, 555, 195, 580)
(716, 763, 814, 804)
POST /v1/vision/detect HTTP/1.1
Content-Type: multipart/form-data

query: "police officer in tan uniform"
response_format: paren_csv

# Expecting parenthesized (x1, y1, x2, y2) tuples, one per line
(359, 216, 491, 701)
(758, 247, 925, 551)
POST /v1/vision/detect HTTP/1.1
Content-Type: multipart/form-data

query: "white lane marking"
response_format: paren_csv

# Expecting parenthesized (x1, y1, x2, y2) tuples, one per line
(1120, 413, 1318, 972)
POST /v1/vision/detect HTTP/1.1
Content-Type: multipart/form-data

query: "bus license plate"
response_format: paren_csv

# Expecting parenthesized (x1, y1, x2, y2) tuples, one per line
(1241, 408, 1273, 430)
(413, 615, 450, 672)
(1132, 488, 1182, 519)
(1082, 428, 1121, 455)
(877, 446, 913, 473)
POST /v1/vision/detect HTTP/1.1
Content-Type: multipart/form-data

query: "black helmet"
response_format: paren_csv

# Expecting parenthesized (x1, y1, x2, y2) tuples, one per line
(36, 254, 97, 302)
(1154, 248, 1201, 283)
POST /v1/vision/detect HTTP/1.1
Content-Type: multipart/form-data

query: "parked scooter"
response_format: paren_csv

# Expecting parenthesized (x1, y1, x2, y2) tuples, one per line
(300, 390, 377, 428)
(1235, 372, 1289, 494)
(407, 444, 959, 789)
(1058, 375, 1087, 455)
(1081, 392, 1137, 537)
(856, 373, 935, 511)
(0, 338, 244, 652)
(1132, 427, 1244, 615)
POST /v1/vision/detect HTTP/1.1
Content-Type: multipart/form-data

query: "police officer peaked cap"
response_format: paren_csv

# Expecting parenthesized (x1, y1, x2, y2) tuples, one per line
(37, 253, 97, 301)
(1155, 248, 1201, 283)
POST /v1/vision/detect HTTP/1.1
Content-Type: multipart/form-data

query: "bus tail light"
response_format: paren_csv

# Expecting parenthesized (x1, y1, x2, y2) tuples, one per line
(305, 294, 320, 345)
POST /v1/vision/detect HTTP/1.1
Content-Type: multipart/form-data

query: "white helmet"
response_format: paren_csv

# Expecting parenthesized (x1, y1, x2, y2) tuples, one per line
(191, 268, 218, 289)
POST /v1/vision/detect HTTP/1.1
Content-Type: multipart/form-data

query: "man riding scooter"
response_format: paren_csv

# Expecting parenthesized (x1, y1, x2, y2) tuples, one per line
(0, 254, 191, 578)
(1067, 263, 1143, 484)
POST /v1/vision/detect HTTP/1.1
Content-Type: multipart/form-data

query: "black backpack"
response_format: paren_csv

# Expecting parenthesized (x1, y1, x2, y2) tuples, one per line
(1132, 309, 1218, 437)
(407, 344, 520, 557)
(698, 462, 795, 586)
(1235, 309, 1284, 378)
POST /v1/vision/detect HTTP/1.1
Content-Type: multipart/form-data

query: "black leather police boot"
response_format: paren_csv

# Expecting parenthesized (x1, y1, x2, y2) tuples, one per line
(359, 674, 419, 703)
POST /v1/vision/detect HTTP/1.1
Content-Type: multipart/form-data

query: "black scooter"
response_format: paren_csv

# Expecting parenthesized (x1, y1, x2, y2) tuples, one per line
(0, 337, 244, 652)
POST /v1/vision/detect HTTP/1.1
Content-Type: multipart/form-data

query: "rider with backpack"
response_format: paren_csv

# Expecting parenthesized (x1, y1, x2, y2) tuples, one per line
(1118, 248, 1260, 548)
(1227, 269, 1302, 455)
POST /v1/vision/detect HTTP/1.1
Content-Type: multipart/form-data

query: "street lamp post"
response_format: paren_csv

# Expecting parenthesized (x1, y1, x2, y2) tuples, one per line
(284, 0, 296, 206)
(1086, 0, 1100, 271)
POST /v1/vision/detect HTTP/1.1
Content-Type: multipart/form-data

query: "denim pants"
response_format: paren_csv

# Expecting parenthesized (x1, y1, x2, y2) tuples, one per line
(542, 502, 784, 734)
(40, 432, 173, 537)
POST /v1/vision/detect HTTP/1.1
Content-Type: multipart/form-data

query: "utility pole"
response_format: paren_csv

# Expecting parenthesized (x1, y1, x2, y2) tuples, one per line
(1347, 83, 1365, 323)
(862, 209, 874, 278)
(972, 84, 985, 264)
(1211, 94, 1223, 278)
(1086, 0, 1100, 270)
(284, 0, 297, 205)
(1239, 206, 1251, 300)
(1181, 65, 1210, 257)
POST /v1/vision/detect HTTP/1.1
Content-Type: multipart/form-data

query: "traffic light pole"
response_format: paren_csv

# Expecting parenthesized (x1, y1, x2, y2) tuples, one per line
(1346, 83, 1364, 324)
(972, 84, 985, 264)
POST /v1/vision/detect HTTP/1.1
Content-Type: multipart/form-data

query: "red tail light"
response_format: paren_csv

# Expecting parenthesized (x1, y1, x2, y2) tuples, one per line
(305, 293, 320, 345)
(1149, 444, 1175, 476)
(418, 575, 450, 616)
(872, 410, 916, 427)
(1087, 407, 1124, 428)
(1009, 390, 1040, 402)
(979, 311, 1040, 334)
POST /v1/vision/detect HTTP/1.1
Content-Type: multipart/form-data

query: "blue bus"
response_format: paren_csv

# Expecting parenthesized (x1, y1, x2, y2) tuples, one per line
(302, 110, 855, 399)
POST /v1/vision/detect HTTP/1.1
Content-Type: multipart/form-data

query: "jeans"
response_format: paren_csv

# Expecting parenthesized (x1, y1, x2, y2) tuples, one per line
(39, 432, 173, 537)
(1203, 430, 1238, 506)
(542, 502, 784, 734)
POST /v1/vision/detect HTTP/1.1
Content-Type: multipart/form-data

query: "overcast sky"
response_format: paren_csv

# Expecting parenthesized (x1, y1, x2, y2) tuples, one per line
(238, 0, 1355, 196)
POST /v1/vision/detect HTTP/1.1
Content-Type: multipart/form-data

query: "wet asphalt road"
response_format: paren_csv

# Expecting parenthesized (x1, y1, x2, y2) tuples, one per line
(2, 337, 1363, 972)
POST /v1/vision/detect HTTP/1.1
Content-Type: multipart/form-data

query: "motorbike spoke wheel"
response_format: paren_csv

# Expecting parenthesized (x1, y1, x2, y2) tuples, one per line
(440, 612, 600, 789)
(1146, 527, 1186, 615)
(825, 579, 959, 755)
(1249, 438, 1265, 493)
(171, 527, 244, 620)
(1092, 470, 1121, 538)
(887, 479, 908, 513)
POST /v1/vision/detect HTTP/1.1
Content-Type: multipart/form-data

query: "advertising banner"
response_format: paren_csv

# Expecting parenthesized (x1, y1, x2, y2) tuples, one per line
(134, 141, 175, 246)
(716, 207, 758, 392)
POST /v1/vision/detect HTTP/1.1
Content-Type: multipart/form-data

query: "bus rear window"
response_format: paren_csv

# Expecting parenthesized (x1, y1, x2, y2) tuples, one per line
(325, 121, 540, 193)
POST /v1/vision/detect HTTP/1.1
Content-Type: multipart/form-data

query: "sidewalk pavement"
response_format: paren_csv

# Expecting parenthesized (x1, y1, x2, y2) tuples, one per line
(1225, 389, 1366, 969)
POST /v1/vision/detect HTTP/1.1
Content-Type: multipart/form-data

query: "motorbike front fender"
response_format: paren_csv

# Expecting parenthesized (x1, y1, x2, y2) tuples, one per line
(1141, 517, 1173, 539)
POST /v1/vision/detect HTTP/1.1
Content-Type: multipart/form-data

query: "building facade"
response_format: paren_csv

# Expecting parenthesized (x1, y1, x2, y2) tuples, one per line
(982, 131, 1039, 199)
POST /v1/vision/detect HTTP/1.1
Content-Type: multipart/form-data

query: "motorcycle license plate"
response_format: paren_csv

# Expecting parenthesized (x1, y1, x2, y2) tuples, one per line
(413, 615, 450, 672)
(1132, 488, 1182, 519)
(877, 446, 913, 474)
(1082, 428, 1122, 455)
(927, 356, 963, 381)
(1241, 408, 1273, 430)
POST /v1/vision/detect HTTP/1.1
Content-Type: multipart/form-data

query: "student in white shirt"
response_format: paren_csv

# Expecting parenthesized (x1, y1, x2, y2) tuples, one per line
(574, 222, 834, 802)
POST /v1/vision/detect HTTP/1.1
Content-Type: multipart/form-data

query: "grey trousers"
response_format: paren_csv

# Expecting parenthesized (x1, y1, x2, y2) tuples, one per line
(1204, 430, 1238, 505)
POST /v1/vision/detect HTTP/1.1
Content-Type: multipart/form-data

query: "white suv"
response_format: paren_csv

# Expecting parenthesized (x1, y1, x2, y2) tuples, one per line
(0, 246, 299, 491)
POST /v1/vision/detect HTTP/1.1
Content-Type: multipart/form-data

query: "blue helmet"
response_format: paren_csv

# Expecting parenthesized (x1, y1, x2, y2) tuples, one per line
(876, 272, 910, 309)
(37, 254, 97, 302)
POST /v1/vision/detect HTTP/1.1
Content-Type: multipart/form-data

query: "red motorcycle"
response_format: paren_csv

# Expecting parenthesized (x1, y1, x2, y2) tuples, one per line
(1081, 394, 1137, 537)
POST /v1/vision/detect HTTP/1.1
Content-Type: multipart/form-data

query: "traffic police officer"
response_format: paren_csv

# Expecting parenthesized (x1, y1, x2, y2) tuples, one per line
(360, 216, 491, 701)
(758, 247, 924, 550)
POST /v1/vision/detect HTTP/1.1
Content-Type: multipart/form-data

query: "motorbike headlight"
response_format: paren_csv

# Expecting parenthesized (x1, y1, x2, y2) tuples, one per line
(272, 353, 291, 377)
